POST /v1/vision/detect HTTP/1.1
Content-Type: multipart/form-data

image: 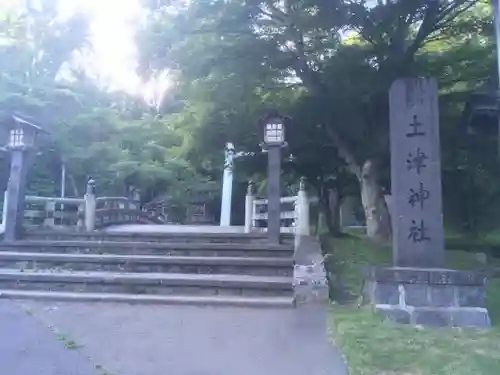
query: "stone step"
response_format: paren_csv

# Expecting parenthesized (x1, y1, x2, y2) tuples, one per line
(0, 252, 293, 276)
(0, 290, 295, 307)
(0, 269, 293, 297)
(24, 231, 294, 244)
(0, 241, 293, 257)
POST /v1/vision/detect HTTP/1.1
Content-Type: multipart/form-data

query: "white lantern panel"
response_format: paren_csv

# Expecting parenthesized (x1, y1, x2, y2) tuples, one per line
(9, 128, 24, 147)
(264, 121, 285, 144)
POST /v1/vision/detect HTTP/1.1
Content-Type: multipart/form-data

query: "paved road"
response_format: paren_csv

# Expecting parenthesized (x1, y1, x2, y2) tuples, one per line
(0, 300, 97, 375)
(21, 301, 349, 375)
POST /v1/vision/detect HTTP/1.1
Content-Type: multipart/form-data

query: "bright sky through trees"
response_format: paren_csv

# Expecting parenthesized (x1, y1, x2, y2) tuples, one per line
(57, 0, 143, 93)
(2, 0, 146, 93)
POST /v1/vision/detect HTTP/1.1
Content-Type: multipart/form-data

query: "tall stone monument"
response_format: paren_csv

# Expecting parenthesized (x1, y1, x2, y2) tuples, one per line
(390, 78, 445, 268)
(364, 78, 490, 328)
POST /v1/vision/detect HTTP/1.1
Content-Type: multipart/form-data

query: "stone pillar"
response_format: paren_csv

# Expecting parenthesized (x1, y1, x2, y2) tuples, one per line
(390, 78, 444, 268)
(44, 200, 55, 228)
(296, 177, 310, 236)
(364, 77, 490, 328)
(267, 145, 282, 243)
(4, 149, 30, 241)
(244, 181, 255, 233)
(220, 143, 235, 226)
(1, 190, 8, 231)
(293, 181, 328, 304)
(132, 189, 141, 210)
(84, 179, 96, 232)
(77, 202, 84, 230)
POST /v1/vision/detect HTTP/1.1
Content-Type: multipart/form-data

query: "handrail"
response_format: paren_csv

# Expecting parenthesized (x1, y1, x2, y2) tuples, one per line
(0, 183, 163, 236)
(254, 196, 297, 205)
(26, 196, 84, 204)
(96, 196, 137, 202)
(20, 195, 148, 231)
(251, 194, 298, 234)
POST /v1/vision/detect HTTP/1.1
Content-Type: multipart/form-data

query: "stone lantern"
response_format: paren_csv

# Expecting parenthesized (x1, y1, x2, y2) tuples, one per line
(1, 114, 48, 240)
(259, 112, 289, 244)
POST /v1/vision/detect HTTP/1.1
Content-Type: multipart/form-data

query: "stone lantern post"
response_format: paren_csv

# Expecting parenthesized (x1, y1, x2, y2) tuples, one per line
(1, 114, 48, 241)
(259, 113, 288, 244)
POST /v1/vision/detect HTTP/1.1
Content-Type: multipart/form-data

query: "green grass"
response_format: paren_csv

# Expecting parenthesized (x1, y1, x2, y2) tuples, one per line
(56, 333, 82, 350)
(324, 234, 500, 375)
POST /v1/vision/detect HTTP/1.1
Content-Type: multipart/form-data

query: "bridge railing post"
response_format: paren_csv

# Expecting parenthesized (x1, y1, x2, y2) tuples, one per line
(132, 189, 141, 210)
(77, 202, 85, 230)
(244, 181, 255, 233)
(44, 200, 56, 228)
(84, 179, 96, 231)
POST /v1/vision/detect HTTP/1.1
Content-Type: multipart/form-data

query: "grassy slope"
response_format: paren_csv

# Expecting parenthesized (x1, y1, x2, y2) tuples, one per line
(323, 234, 500, 375)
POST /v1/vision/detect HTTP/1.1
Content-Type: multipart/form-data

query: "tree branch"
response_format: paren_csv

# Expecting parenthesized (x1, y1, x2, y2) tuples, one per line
(257, 1, 361, 179)
(434, 1, 477, 30)
(351, 25, 378, 46)
(401, 0, 440, 66)
(259, 4, 290, 26)
(348, 4, 385, 47)
(322, 124, 361, 180)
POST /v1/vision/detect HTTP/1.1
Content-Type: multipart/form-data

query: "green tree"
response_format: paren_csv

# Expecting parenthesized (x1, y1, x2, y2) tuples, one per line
(0, 1, 214, 208)
(137, 0, 487, 240)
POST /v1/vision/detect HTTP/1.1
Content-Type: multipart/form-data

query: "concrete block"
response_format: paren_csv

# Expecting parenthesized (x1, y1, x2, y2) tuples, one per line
(405, 284, 429, 307)
(375, 306, 411, 324)
(413, 308, 450, 327)
(450, 308, 491, 328)
(373, 282, 400, 305)
(457, 286, 486, 308)
(428, 285, 455, 307)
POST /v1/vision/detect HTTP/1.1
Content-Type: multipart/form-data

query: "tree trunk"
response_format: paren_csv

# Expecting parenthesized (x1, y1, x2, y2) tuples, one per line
(68, 174, 79, 197)
(360, 159, 391, 243)
(320, 187, 342, 236)
(322, 126, 391, 242)
(328, 189, 342, 236)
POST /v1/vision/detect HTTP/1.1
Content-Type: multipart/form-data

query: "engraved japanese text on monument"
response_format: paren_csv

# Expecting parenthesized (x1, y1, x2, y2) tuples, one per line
(389, 78, 445, 268)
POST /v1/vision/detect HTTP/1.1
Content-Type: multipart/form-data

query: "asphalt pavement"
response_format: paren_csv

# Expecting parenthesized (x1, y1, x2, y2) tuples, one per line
(0, 299, 97, 375)
(20, 300, 349, 375)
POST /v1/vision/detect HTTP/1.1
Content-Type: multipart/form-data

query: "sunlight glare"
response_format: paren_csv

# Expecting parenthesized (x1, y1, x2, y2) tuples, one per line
(58, 0, 145, 94)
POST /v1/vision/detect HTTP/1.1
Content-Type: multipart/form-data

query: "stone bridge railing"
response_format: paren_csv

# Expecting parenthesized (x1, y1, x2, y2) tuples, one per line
(244, 178, 314, 235)
(94, 196, 163, 228)
(24, 196, 85, 230)
(0, 178, 313, 234)
(1, 182, 164, 233)
(251, 195, 298, 234)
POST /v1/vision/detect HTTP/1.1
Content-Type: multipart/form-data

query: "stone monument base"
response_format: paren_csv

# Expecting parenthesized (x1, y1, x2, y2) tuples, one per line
(293, 235, 329, 305)
(364, 267, 490, 328)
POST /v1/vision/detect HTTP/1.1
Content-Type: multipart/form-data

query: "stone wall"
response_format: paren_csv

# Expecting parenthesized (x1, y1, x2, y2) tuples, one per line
(364, 267, 490, 328)
(293, 236, 329, 305)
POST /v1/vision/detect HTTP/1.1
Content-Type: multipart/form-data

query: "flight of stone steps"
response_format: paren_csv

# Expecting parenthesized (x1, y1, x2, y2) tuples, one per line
(0, 231, 296, 307)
